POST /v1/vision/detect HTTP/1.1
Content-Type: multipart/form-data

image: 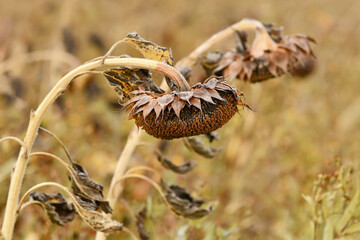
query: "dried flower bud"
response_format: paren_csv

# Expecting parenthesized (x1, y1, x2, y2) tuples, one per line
(125, 77, 248, 140)
(214, 26, 316, 82)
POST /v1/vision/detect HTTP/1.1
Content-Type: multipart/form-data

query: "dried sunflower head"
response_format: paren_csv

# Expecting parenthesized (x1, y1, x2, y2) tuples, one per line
(124, 77, 248, 140)
(212, 24, 316, 82)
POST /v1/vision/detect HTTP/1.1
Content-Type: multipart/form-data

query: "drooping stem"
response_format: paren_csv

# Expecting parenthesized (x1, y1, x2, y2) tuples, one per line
(175, 18, 263, 69)
(1, 57, 185, 240)
(17, 182, 74, 213)
(94, 127, 142, 240)
(106, 128, 143, 208)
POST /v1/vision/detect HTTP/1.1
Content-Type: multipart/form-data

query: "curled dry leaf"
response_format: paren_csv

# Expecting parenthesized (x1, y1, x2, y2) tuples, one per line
(161, 180, 212, 219)
(205, 131, 220, 143)
(208, 23, 316, 82)
(104, 63, 164, 104)
(136, 208, 150, 240)
(157, 155, 196, 174)
(199, 51, 223, 76)
(124, 32, 174, 66)
(185, 137, 222, 158)
(104, 32, 178, 101)
(125, 77, 249, 140)
(68, 163, 112, 214)
(29, 192, 76, 226)
(28, 189, 122, 233)
(73, 200, 123, 233)
(124, 32, 180, 91)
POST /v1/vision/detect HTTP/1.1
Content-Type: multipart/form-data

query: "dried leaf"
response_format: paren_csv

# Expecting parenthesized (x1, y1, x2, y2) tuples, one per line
(200, 51, 223, 75)
(124, 32, 174, 66)
(205, 131, 220, 143)
(73, 192, 100, 211)
(29, 192, 76, 226)
(68, 163, 112, 214)
(123, 32, 182, 92)
(161, 180, 212, 219)
(185, 137, 222, 158)
(136, 208, 150, 240)
(71, 193, 123, 233)
(157, 155, 196, 174)
(235, 30, 248, 53)
(336, 190, 360, 234)
(104, 67, 163, 103)
(33, 188, 123, 233)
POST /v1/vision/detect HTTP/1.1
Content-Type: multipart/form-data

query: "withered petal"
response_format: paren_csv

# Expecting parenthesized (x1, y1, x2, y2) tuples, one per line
(267, 62, 279, 77)
(154, 103, 162, 120)
(132, 95, 153, 109)
(203, 78, 219, 89)
(157, 94, 174, 109)
(142, 99, 158, 119)
(243, 61, 254, 80)
(193, 88, 215, 104)
(279, 42, 298, 52)
(175, 90, 193, 103)
(226, 60, 243, 81)
(171, 97, 186, 118)
(206, 89, 224, 101)
(123, 94, 144, 107)
(214, 82, 234, 92)
(289, 36, 312, 54)
(270, 48, 289, 72)
(189, 97, 202, 111)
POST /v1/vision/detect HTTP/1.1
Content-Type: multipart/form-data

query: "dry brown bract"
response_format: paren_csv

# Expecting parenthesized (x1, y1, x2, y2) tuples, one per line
(125, 77, 248, 140)
(213, 27, 316, 82)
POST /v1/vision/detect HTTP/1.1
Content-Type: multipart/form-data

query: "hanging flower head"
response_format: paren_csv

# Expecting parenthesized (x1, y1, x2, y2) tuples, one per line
(203, 24, 316, 83)
(125, 77, 248, 140)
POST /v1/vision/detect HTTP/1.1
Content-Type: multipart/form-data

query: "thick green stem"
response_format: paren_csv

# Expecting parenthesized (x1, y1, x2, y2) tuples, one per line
(1, 57, 184, 240)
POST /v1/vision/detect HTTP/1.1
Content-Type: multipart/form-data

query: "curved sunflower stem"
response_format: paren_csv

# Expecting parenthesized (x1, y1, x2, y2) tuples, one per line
(0, 50, 80, 75)
(95, 127, 143, 240)
(115, 174, 168, 207)
(1, 57, 184, 240)
(125, 166, 162, 179)
(122, 226, 139, 240)
(38, 127, 74, 163)
(0, 136, 27, 150)
(175, 18, 264, 69)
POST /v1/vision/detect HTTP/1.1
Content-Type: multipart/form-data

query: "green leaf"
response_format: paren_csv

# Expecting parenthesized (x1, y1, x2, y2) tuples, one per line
(336, 190, 360, 234)
(324, 215, 339, 240)
(343, 221, 360, 235)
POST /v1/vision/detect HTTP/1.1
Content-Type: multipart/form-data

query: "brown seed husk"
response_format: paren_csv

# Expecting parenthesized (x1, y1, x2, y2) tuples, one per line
(125, 78, 246, 140)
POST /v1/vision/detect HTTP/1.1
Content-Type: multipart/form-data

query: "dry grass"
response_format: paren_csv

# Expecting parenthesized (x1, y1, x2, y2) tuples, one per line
(1, 0, 360, 239)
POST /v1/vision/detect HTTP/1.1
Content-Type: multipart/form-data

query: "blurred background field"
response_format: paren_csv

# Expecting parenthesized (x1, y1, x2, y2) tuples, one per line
(1, 0, 360, 239)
